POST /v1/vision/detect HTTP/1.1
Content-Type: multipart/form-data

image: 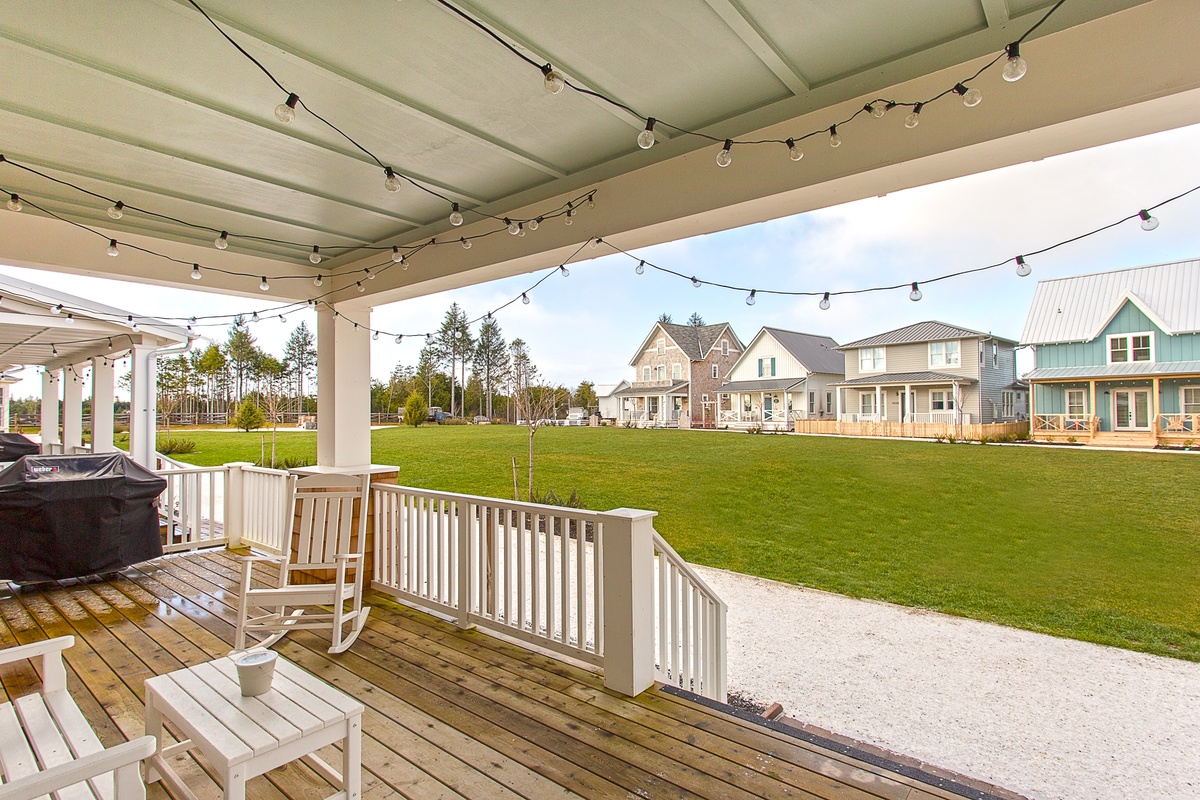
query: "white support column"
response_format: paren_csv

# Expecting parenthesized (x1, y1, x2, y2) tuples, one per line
(128, 344, 158, 467)
(836, 387, 843, 421)
(904, 384, 912, 423)
(0, 379, 14, 432)
(40, 370, 60, 452)
(875, 385, 882, 421)
(61, 366, 84, 451)
(602, 507, 657, 697)
(91, 356, 115, 453)
(317, 304, 372, 468)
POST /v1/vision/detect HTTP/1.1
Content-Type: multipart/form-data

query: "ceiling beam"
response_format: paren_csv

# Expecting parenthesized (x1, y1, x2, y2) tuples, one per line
(176, 2, 569, 181)
(979, 0, 1011, 27)
(434, 0, 669, 139)
(701, 0, 809, 94)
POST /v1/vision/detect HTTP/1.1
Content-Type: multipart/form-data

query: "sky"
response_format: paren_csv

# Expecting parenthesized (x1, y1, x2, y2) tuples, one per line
(5, 121, 1200, 401)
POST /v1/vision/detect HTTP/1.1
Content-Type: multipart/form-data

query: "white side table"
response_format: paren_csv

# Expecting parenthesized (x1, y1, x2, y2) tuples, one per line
(144, 654, 363, 800)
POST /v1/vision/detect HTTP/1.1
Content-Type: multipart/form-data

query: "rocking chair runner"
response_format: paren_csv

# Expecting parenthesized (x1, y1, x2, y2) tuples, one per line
(234, 473, 372, 654)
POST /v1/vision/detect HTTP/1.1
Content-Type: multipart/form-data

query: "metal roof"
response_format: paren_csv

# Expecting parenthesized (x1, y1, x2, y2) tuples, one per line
(760, 328, 844, 374)
(720, 377, 806, 393)
(593, 381, 630, 398)
(835, 371, 977, 386)
(838, 321, 1016, 350)
(1024, 360, 1200, 381)
(613, 381, 689, 397)
(1020, 259, 1200, 345)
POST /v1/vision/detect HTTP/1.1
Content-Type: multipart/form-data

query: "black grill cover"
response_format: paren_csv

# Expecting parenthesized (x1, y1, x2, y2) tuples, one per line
(0, 433, 40, 461)
(0, 453, 166, 582)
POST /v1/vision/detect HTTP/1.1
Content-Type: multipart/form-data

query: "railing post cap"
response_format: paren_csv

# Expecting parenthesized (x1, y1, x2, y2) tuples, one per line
(225, 461, 255, 467)
(605, 507, 658, 521)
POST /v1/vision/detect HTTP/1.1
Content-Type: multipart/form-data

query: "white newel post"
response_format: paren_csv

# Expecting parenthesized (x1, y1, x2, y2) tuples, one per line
(129, 344, 158, 467)
(602, 507, 657, 697)
(61, 366, 84, 452)
(317, 304, 371, 468)
(90, 357, 115, 453)
(224, 462, 250, 548)
(40, 370, 60, 452)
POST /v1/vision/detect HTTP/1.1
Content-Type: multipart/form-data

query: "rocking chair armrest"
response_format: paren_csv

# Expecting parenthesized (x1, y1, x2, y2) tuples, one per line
(334, 553, 364, 562)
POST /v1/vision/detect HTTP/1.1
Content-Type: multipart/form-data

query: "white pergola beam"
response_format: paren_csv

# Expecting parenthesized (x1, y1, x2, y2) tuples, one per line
(701, 0, 809, 94)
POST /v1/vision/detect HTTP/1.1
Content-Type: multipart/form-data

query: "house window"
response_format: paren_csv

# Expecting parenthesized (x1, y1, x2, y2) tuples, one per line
(931, 391, 955, 411)
(671, 363, 682, 380)
(808, 392, 816, 413)
(702, 393, 709, 403)
(642, 366, 650, 382)
(1183, 386, 1200, 415)
(711, 364, 719, 379)
(720, 393, 728, 401)
(1002, 390, 1015, 418)
(757, 357, 776, 377)
(991, 343, 999, 369)
(656, 338, 665, 355)
(859, 347, 885, 372)
(656, 365, 666, 381)
(860, 393, 876, 415)
(1108, 332, 1154, 363)
(929, 341, 960, 368)
(826, 391, 833, 412)
(721, 340, 729, 356)
(1066, 389, 1086, 417)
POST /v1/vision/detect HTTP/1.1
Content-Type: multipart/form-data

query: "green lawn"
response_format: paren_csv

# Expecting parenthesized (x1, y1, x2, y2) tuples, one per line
(169, 425, 1200, 661)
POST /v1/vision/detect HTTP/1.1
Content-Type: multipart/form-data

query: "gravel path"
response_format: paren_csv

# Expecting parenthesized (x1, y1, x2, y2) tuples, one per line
(694, 566, 1200, 800)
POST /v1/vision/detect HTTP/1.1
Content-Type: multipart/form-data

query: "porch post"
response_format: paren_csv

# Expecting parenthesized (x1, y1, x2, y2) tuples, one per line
(1030, 382, 1038, 438)
(602, 507, 657, 697)
(90, 356, 115, 453)
(1088, 380, 1097, 432)
(836, 386, 842, 420)
(0, 378, 13, 432)
(128, 343, 158, 467)
(61, 365, 84, 452)
(40, 369, 60, 452)
(875, 386, 882, 421)
(317, 304, 372, 468)
(1152, 377, 1160, 442)
(904, 384, 911, 423)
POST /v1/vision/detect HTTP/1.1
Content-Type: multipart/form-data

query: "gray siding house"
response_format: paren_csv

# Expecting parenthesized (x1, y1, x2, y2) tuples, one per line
(833, 321, 1026, 424)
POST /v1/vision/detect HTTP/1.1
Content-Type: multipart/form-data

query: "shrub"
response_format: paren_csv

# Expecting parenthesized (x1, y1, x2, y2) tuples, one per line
(978, 436, 990, 445)
(233, 401, 265, 432)
(1015, 429, 1031, 441)
(255, 455, 311, 469)
(441, 417, 470, 425)
(1067, 435, 1078, 444)
(157, 438, 197, 455)
(403, 394, 427, 427)
(530, 488, 584, 508)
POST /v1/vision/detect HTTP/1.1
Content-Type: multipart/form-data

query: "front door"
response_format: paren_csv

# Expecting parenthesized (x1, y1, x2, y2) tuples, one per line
(1113, 389, 1150, 430)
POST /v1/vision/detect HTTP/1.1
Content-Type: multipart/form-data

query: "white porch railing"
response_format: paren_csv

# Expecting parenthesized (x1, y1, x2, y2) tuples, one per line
(372, 484, 727, 700)
(238, 465, 293, 554)
(839, 412, 880, 423)
(903, 411, 967, 424)
(652, 532, 727, 701)
(1159, 413, 1200, 434)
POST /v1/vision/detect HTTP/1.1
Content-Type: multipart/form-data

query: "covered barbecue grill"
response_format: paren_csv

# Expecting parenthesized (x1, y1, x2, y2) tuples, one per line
(0, 453, 166, 582)
(0, 433, 40, 462)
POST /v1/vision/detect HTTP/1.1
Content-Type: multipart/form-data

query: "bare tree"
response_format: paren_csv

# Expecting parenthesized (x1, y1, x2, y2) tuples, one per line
(509, 339, 554, 501)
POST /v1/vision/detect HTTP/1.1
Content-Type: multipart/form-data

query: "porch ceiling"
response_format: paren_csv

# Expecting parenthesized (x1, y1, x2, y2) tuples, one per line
(0, 1, 1197, 307)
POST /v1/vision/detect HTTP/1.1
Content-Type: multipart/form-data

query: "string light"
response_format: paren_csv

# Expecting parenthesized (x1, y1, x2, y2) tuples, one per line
(460, 237, 471, 249)
(6, 193, 21, 212)
(191, 263, 202, 280)
(870, 102, 889, 119)
(106, 239, 119, 257)
(215, 231, 229, 249)
(1138, 210, 1159, 231)
(716, 139, 733, 168)
(309, 246, 322, 264)
(51, 304, 62, 314)
(383, 167, 402, 192)
(279, 313, 286, 323)
(638, 118, 656, 150)
(251, 311, 259, 321)
(506, 218, 519, 235)
(636, 260, 645, 275)
(517, 223, 525, 237)
(559, 265, 569, 277)
(449, 203, 464, 226)
(259, 276, 270, 291)
(691, 276, 701, 288)
(521, 293, 530, 305)
(819, 292, 831, 311)
(829, 125, 842, 148)
(356, 281, 365, 293)
(425, 333, 433, 345)
(786, 138, 803, 162)
(564, 208, 573, 225)
(372, 330, 379, 341)
(589, 237, 600, 249)
(909, 282, 923, 302)
(954, 83, 983, 108)
(394, 334, 403, 344)
(275, 92, 299, 123)
(107, 201, 125, 219)
(1002, 43, 1028, 82)
(314, 274, 323, 287)
(904, 103, 923, 129)
(65, 313, 75, 324)
(745, 289, 756, 306)
(587, 194, 595, 210)
(541, 64, 565, 94)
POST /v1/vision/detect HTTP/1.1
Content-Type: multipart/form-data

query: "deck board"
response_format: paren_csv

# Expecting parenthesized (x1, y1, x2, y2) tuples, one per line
(0, 550, 976, 800)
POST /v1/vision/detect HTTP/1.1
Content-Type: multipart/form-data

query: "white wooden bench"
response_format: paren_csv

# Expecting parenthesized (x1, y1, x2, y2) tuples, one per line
(0, 636, 155, 800)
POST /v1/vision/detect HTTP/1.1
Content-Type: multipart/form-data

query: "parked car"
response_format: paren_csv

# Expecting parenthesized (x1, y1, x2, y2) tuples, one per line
(472, 415, 490, 424)
(426, 406, 445, 423)
(565, 407, 588, 426)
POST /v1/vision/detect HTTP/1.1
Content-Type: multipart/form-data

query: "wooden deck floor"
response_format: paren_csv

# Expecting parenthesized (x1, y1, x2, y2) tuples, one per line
(0, 549, 974, 800)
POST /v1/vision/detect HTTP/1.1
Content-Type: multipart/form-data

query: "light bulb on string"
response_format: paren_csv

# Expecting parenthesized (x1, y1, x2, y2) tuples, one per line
(636, 260, 645, 275)
(107, 201, 125, 220)
(6, 194, 22, 212)
(1002, 43, 1027, 82)
(191, 264, 202, 280)
(279, 314, 287, 323)
(356, 281, 365, 293)
(251, 311, 259, 321)
(309, 246, 322, 264)
(372, 330, 379, 341)
(460, 237, 472, 250)
(819, 292, 831, 311)
(1015, 255, 1032, 277)
(425, 333, 434, 345)
(449, 203, 464, 226)
(786, 138, 803, 162)
(215, 231, 229, 249)
(745, 289, 757, 306)
(829, 125, 842, 148)
(65, 313, 74, 324)
(637, 118, 656, 150)
(506, 218, 519, 235)
(909, 282, 923, 302)
(587, 194, 596, 210)
(1138, 210, 1159, 231)
(691, 276, 701, 288)
(589, 237, 600, 249)
(716, 139, 733, 168)
(314, 273, 323, 287)
(51, 304, 62, 315)
(541, 64, 565, 94)
(259, 276, 270, 291)
(391, 246, 404, 263)
(564, 209, 573, 225)
(275, 92, 299, 123)
(394, 334, 403, 344)
(529, 217, 542, 232)
(905, 103, 923, 129)
(517, 223, 525, 237)
(870, 101, 890, 119)
(377, 167, 400, 193)
(954, 83, 983, 107)
(521, 293, 530, 305)
(106, 239, 119, 257)
(559, 265, 569, 277)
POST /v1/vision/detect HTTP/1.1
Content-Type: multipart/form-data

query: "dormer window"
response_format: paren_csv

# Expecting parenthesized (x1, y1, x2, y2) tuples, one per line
(1108, 332, 1153, 363)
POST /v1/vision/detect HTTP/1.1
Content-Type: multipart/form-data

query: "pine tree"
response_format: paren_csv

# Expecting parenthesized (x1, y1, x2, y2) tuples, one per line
(434, 303, 472, 417)
(224, 316, 259, 404)
(282, 321, 317, 414)
(472, 317, 508, 419)
(688, 312, 705, 326)
(658, 313, 673, 324)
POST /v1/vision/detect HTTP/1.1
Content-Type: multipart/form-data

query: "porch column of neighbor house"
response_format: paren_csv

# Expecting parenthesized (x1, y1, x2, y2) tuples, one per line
(1089, 380, 1097, 429)
(875, 386, 882, 421)
(61, 365, 84, 452)
(40, 369, 60, 452)
(90, 356, 115, 453)
(1152, 377, 1161, 440)
(0, 379, 13, 432)
(317, 304, 371, 468)
(904, 384, 912, 423)
(602, 507, 657, 697)
(835, 387, 843, 420)
(128, 343, 158, 468)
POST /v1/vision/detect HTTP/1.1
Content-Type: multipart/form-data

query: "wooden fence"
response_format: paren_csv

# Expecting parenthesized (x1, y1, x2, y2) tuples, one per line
(793, 419, 1029, 440)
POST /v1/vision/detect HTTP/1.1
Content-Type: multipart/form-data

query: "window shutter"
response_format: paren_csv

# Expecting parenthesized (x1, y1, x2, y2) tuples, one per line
(757, 359, 763, 377)
(770, 357, 776, 376)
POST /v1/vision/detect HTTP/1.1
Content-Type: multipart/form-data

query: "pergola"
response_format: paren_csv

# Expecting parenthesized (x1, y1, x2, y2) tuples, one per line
(0, 0, 1197, 469)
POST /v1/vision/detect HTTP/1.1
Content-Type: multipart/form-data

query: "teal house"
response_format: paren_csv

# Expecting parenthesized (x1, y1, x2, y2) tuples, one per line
(1022, 260, 1200, 446)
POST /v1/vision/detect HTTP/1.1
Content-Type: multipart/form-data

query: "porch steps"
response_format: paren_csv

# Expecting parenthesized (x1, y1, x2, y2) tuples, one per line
(1088, 432, 1158, 449)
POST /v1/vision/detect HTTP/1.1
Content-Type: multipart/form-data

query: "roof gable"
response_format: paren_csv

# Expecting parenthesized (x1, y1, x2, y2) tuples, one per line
(630, 321, 739, 364)
(1021, 259, 1200, 345)
(762, 327, 844, 374)
(839, 321, 1010, 350)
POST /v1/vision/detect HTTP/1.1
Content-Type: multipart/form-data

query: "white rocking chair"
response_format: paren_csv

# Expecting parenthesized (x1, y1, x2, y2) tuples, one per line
(234, 473, 372, 654)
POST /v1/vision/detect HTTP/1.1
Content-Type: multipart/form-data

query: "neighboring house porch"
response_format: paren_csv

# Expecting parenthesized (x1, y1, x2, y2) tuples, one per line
(835, 372, 977, 425)
(614, 381, 691, 427)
